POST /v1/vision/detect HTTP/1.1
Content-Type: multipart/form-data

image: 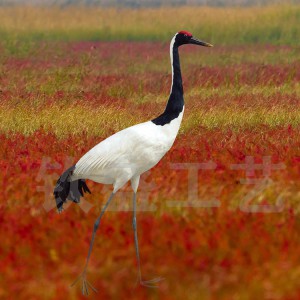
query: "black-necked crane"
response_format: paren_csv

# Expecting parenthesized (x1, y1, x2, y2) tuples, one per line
(54, 31, 212, 295)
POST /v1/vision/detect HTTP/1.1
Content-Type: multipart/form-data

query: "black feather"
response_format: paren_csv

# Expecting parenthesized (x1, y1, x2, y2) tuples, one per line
(53, 165, 91, 212)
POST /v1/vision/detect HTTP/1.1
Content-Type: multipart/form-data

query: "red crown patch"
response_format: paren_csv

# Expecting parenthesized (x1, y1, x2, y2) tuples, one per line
(178, 30, 192, 37)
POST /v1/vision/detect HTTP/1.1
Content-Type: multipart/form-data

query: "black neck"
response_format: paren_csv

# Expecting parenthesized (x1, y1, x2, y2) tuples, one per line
(152, 42, 184, 126)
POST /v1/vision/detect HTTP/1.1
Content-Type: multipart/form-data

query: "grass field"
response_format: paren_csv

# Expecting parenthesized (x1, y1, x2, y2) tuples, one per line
(1, 4, 300, 300)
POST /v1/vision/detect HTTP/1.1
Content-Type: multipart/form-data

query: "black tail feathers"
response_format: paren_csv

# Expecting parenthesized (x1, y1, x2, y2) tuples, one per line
(53, 165, 91, 213)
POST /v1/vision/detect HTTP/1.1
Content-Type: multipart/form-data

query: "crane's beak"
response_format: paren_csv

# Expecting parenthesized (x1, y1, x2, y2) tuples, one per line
(189, 37, 213, 47)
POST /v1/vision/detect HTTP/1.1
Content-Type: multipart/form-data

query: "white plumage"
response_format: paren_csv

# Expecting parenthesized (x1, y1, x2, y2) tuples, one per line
(72, 109, 184, 192)
(54, 31, 212, 294)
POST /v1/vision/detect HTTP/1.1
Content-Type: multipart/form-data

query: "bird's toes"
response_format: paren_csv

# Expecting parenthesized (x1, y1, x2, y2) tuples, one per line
(140, 277, 164, 288)
(71, 272, 98, 295)
(82, 280, 89, 296)
(85, 279, 98, 293)
(140, 281, 159, 288)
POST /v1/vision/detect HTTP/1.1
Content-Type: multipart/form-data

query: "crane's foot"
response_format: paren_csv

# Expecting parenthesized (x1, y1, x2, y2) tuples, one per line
(71, 271, 98, 296)
(137, 276, 164, 288)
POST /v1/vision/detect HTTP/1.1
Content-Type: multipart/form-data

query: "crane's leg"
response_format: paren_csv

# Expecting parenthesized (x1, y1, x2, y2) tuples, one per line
(132, 192, 164, 288)
(71, 192, 115, 296)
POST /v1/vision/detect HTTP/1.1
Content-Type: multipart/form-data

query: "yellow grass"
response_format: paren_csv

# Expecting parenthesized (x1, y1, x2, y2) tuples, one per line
(182, 108, 300, 132)
(1, 103, 299, 138)
(0, 104, 137, 137)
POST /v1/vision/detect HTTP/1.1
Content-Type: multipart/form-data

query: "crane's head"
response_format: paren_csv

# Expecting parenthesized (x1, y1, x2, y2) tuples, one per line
(175, 30, 213, 47)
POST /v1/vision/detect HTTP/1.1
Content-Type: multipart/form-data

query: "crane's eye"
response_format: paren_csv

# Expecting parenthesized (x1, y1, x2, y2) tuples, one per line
(184, 34, 187, 37)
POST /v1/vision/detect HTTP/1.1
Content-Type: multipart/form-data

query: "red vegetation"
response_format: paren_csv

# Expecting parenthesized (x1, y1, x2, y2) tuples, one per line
(0, 126, 300, 299)
(1, 41, 300, 299)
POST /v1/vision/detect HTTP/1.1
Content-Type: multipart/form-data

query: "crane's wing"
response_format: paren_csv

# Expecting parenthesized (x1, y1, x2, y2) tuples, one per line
(71, 121, 171, 183)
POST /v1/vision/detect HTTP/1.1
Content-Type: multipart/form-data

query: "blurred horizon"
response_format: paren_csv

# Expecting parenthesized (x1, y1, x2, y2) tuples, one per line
(1, 0, 299, 7)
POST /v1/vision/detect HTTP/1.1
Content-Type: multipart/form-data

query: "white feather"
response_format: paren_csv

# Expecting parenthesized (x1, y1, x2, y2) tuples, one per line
(72, 108, 184, 192)
(169, 34, 177, 93)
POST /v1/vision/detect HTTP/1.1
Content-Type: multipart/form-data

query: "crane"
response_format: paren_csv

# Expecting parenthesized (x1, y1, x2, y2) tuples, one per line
(54, 31, 212, 295)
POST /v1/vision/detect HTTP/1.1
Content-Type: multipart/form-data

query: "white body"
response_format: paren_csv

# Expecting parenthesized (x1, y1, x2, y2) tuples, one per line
(72, 108, 184, 192)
